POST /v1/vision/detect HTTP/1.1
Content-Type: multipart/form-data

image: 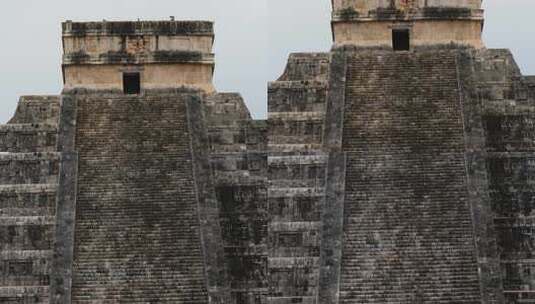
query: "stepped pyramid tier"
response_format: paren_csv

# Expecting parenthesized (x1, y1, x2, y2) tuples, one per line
(1, 3, 535, 304)
(332, 0, 484, 49)
(0, 96, 60, 304)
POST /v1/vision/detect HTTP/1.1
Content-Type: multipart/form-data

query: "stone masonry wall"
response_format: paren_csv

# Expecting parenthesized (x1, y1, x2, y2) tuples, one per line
(8, 96, 60, 125)
(205, 93, 269, 304)
(472, 49, 535, 304)
(0, 96, 60, 304)
(267, 53, 330, 304)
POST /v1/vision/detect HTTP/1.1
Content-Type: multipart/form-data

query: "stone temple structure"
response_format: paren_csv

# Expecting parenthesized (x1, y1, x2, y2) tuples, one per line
(1, 0, 535, 303)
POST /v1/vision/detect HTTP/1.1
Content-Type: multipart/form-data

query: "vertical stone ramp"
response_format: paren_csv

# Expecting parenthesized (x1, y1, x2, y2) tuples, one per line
(339, 51, 482, 303)
(69, 94, 218, 303)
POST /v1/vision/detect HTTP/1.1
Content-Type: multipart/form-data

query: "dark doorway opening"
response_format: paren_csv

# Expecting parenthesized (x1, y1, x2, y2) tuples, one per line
(123, 72, 141, 94)
(392, 29, 410, 51)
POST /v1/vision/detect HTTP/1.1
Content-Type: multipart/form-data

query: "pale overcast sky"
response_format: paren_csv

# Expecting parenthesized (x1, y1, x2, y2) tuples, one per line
(0, 0, 534, 122)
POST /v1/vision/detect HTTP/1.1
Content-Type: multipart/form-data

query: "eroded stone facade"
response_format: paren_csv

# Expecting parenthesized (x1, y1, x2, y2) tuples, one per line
(1, 1, 535, 303)
(332, 0, 484, 48)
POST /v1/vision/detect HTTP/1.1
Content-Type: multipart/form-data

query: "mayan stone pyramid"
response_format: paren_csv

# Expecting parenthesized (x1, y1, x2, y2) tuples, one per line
(0, 0, 534, 303)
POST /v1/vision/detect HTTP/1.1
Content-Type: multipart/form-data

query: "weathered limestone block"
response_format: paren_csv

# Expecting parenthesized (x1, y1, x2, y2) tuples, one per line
(0, 250, 51, 286)
(205, 92, 269, 304)
(205, 93, 252, 124)
(331, 0, 484, 48)
(276, 53, 330, 82)
(207, 121, 267, 155)
(268, 113, 324, 150)
(466, 49, 535, 303)
(0, 219, 54, 251)
(0, 95, 60, 304)
(526, 76, 535, 99)
(0, 124, 57, 153)
(0, 184, 56, 217)
(0, 286, 49, 303)
(268, 81, 327, 113)
(268, 154, 327, 189)
(266, 53, 330, 304)
(8, 96, 60, 125)
(62, 21, 216, 92)
(269, 187, 324, 223)
(0, 153, 59, 185)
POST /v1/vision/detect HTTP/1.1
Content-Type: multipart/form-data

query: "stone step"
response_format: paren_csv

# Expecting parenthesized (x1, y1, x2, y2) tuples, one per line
(8, 95, 60, 125)
(268, 111, 325, 121)
(268, 155, 326, 187)
(268, 187, 324, 198)
(268, 80, 327, 113)
(0, 217, 54, 251)
(268, 257, 320, 268)
(72, 271, 206, 281)
(275, 53, 330, 82)
(0, 250, 52, 260)
(338, 51, 481, 303)
(268, 115, 324, 146)
(0, 250, 52, 286)
(208, 122, 267, 153)
(0, 216, 55, 226)
(0, 153, 60, 185)
(269, 194, 322, 223)
(71, 293, 207, 303)
(211, 152, 267, 175)
(204, 93, 252, 125)
(268, 221, 321, 258)
(0, 184, 56, 217)
(267, 296, 316, 304)
(269, 179, 325, 189)
(268, 153, 327, 165)
(0, 124, 57, 153)
(0, 286, 49, 303)
(268, 144, 323, 153)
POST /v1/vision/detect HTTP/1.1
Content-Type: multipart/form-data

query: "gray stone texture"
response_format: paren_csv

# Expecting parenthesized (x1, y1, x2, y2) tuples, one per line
(205, 93, 269, 303)
(334, 50, 483, 303)
(317, 46, 535, 304)
(7, 96, 60, 125)
(66, 92, 221, 303)
(2, 19, 535, 304)
(186, 94, 230, 303)
(50, 95, 78, 304)
(471, 49, 535, 304)
(0, 96, 60, 304)
(267, 53, 330, 304)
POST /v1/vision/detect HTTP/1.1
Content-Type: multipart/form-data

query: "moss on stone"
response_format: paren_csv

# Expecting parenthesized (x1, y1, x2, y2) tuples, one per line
(339, 7, 359, 21)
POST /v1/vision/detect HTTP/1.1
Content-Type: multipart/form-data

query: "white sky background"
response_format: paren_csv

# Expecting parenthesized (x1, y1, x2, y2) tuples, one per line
(0, 1, 533, 122)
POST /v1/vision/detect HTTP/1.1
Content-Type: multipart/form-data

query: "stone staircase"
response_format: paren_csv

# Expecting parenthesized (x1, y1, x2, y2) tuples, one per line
(70, 95, 210, 303)
(267, 53, 330, 304)
(338, 51, 482, 303)
(0, 96, 60, 303)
